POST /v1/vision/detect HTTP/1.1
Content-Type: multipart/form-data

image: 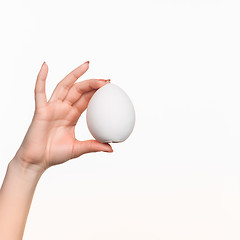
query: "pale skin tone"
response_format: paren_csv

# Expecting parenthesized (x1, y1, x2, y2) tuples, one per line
(0, 61, 113, 240)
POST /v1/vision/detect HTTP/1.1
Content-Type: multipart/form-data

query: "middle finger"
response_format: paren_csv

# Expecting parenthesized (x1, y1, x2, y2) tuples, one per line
(63, 79, 110, 105)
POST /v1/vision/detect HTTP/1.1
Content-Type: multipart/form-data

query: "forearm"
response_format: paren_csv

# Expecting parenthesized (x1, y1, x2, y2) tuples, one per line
(0, 156, 44, 240)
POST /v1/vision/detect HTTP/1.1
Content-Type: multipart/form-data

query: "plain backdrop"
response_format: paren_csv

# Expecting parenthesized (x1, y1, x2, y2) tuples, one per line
(1, 0, 240, 239)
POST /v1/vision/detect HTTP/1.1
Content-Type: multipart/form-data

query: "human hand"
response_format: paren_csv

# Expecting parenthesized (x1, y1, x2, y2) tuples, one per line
(15, 61, 113, 173)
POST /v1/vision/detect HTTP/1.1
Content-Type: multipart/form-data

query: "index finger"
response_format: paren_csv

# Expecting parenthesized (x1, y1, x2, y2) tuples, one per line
(49, 61, 90, 102)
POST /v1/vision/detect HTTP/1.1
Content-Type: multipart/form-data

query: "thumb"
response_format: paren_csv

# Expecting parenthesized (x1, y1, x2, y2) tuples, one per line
(71, 139, 113, 158)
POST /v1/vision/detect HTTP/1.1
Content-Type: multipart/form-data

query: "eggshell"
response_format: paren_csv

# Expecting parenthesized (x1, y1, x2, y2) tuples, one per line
(86, 83, 135, 143)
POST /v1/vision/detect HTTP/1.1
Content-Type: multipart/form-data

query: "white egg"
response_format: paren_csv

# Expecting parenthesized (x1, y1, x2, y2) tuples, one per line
(86, 83, 135, 143)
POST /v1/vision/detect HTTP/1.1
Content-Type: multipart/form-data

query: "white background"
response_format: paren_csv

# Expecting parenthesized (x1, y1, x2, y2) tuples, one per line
(1, 0, 240, 239)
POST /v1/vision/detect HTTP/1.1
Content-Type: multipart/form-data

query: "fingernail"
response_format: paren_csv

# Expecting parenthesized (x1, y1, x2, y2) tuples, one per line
(106, 79, 111, 83)
(84, 61, 90, 64)
(100, 150, 113, 153)
(42, 61, 46, 66)
(108, 148, 113, 152)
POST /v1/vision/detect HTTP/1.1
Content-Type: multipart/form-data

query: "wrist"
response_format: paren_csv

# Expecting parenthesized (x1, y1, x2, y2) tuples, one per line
(10, 155, 45, 181)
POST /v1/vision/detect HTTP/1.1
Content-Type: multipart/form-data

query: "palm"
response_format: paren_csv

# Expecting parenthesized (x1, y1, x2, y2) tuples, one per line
(16, 61, 112, 171)
(28, 102, 77, 169)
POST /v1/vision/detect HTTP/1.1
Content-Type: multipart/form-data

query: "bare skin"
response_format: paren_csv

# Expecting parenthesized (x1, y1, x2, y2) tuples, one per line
(0, 61, 113, 240)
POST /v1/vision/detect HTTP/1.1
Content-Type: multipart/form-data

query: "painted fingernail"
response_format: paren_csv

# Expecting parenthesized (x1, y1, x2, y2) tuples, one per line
(84, 61, 90, 64)
(42, 61, 46, 66)
(106, 149, 113, 153)
(99, 79, 111, 83)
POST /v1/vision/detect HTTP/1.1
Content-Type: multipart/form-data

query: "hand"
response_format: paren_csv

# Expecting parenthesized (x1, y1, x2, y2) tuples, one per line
(15, 61, 113, 173)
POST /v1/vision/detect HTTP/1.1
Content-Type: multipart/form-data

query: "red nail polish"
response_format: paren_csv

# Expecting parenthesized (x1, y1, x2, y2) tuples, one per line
(84, 61, 90, 64)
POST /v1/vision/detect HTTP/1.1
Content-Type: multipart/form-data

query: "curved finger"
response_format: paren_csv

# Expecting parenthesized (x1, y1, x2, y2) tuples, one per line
(35, 62, 48, 109)
(63, 79, 110, 105)
(72, 89, 97, 114)
(48, 61, 89, 102)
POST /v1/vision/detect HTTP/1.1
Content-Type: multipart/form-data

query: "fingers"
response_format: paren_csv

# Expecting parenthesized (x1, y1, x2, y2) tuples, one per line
(35, 62, 48, 109)
(48, 61, 90, 102)
(71, 139, 113, 159)
(72, 89, 96, 114)
(63, 79, 110, 105)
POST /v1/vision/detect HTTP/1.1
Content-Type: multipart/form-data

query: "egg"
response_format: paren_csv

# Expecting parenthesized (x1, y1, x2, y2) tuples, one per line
(86, 83, 135, 143)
